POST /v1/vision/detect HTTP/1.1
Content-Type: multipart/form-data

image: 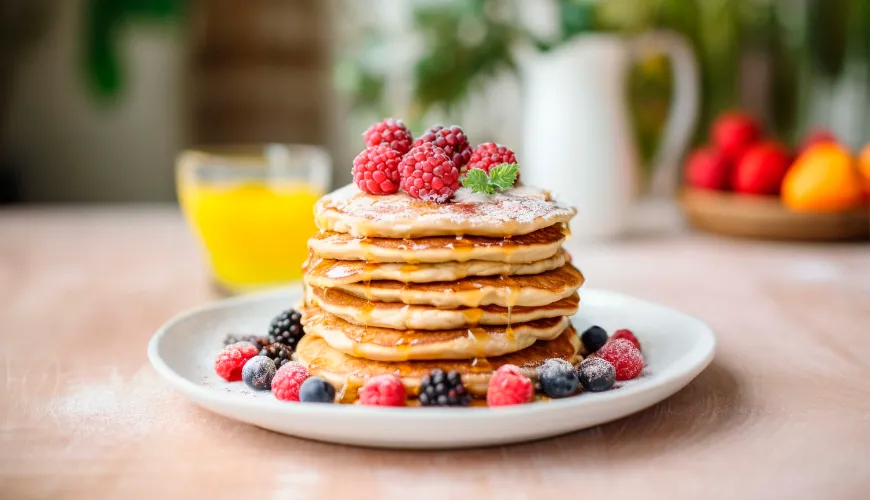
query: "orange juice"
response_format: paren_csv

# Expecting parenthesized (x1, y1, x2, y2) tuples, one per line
(179, 181, 322, 293)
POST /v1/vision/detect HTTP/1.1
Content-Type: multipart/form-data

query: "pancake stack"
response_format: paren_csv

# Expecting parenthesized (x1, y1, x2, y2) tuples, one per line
(298, 183, 584, 401)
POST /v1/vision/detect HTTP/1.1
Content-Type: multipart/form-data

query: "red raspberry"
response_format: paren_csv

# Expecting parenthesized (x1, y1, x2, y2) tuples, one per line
(358, 374, 406, 406)
(486, 364, 533, 407)
(353, 145, 402, 195)
(412, 125, 471, 171)
(399, 143, 460, 203)
(467, 142, 517, 175)
(610, 329, 641, 351)
(270, 362, 310, 401)
(362, 118, 413, 155)
(214, 341, 259, 382)
(597, 339, 644, 381)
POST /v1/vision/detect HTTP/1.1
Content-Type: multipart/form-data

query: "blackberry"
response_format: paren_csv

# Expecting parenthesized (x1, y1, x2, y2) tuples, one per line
(419, 369, 471, 407)
(267, 309, 305, 349)
(223, 334, 268, 348)
(259, 343, 293, 370)
(580, 325, 608, 354)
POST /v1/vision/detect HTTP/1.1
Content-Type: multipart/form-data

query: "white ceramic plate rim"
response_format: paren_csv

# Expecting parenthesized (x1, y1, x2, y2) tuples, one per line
(148, 287, 716, 421)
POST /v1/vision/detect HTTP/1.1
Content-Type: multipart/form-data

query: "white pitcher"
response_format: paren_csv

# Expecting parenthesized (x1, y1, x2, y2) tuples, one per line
(518, 32, 699, 240)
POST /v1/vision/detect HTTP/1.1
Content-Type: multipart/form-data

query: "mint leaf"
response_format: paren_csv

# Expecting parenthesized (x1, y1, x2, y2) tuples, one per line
(461, 168, 495, 194)
(488, 163, 519, 190)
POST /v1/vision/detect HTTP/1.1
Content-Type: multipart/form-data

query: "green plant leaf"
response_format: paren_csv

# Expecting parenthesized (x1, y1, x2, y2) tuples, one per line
(461, 168, 495, 194)
(488, 163, 519, 190)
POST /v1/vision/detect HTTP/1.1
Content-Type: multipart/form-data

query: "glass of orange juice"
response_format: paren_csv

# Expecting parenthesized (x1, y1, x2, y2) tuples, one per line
(177, 144, 330, 295)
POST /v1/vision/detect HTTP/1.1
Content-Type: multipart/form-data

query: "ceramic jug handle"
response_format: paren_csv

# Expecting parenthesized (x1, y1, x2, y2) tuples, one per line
(630, 31, 700, 196)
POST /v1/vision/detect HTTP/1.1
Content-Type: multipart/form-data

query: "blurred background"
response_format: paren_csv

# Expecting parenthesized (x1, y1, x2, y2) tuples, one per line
(2, 0, 869, 204)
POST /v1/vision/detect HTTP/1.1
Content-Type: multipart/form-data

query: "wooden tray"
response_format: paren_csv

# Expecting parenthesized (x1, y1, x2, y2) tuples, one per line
(679, 188, 870, 241)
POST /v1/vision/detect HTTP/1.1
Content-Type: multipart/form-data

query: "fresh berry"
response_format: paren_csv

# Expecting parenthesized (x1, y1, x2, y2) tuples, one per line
(712, 112, 762, 163)
(259, 343, 293, 370)
(358, 374, 406, 407)
(733, 141, 791, 195)
(267, 309, 305, 349)
(419, 369, 471, 407)
(412, 125, 472, 170)
(242, 356, 276, 390)
(214, 341, 259, 382)
(580, 325, 608, 354)
(487, 364, 534, 407)
(399, 143, 460, 203)
(610, 329, 641, 351)
(222, 334, 267, 347)
(799, 128, 837, 153)
(363, 118, 413, 155)
(270, 362, 310, 401)
(597, 339, 644, 381)
(353, 145, 402, 195)
(685, 146, 732, 190)
(467, 142, 518, 178)
(537, 358, 579, 398)
(578, 357, 616, 392)
(299, 376, 336, 403)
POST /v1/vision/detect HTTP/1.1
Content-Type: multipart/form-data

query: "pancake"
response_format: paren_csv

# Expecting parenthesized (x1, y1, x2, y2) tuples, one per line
(326, 264, 584, 308)
(315, 184, 576, 238)
(301, 308, 569, 361)
(303, 250, 569, 286)
(308, 224, 566, 264)
(306, 287, 580, 330)
(295, 327, 581, 399)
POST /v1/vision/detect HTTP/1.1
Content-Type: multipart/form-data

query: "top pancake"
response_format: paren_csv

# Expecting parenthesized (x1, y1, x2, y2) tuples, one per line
(315, 184, 576, 238)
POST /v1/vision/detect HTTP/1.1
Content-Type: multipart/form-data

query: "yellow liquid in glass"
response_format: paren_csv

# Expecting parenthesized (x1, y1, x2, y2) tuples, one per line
(179, 181, 321, 293)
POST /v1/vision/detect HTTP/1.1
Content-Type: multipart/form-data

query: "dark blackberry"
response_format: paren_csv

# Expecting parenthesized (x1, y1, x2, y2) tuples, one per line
(222, 334, 268, 348)
(419, 369, 471, 407)
(267, 309, 305, 349)
(259, 343, 293, 370)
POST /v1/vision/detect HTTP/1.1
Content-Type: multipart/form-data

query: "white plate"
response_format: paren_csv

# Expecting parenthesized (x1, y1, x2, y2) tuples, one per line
(148, 287, 715, 449)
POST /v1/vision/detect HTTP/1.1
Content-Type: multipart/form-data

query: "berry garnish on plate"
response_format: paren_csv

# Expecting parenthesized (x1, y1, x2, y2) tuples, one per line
(610, 329, 641, 351)
(267, 309, 305, 349)
(399, 143, 460, 203)
(299, 376, 336, 403)
(461, 163, 519, 195)
(223, 334, 268, 348)
(271, 362, 310, 401)
(468, 143, 518, 177)
(242, 356, 276, 390)
(537, 358, 579, 398)
(363, 118, 413, 155)
(358, 374, 406, 407)
(419, 369, 471, 407)
(487, 364, 533, 407)
(352, 145, 402, 195)
(580, 325, 608, 354)
(412, 125, 471, 170)
(259, 343, 293, 370)
(597, 339, 644, 381)
(578, 357, 616, 392)
(214, 341, 259, 382)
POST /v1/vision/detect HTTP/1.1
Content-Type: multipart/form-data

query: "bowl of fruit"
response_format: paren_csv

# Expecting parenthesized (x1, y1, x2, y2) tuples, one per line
(680, 112, 870, 241)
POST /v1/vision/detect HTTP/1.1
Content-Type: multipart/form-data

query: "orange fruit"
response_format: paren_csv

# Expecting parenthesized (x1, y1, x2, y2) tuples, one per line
(781, 143, 864, 212)
(859, 143, 870, 194)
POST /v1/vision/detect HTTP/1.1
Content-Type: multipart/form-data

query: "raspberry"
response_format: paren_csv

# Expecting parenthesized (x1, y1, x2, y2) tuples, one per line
(597, 339, 644, 381)
(270, 362, 310, 401)
(611, 329, 641, 351)
(358, 374, 406, 406)
(412, 125, 471, 171)
(467, 142, 517, 176)
(399, 143, 460, 203)
(486, 364, 533, 407)
(353, 145, 402, 195)
(214, 341, 259, 382)
(363, 118, 413, 155)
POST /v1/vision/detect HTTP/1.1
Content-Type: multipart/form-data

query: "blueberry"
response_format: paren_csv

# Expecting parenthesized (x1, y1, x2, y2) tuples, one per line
(242, 356, 276, 390)
(537, 358, 579, 398)
(580, 325, 608, 353)
(578, 357, 616, 392)
(299, 376, 336, 403)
